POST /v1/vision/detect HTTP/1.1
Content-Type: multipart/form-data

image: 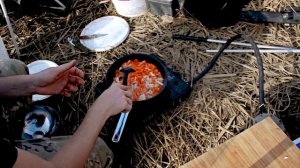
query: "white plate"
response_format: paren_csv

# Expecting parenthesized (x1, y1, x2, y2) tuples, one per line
(27, 60, 58, 102)
(80, 16, 130, 52)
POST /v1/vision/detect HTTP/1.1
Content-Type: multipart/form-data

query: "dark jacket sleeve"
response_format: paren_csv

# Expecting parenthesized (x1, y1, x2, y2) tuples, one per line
(0, 138, 18, 168)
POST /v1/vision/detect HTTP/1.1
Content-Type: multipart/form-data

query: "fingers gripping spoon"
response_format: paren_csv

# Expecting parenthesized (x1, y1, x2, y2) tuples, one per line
(112, 67, 135, 143)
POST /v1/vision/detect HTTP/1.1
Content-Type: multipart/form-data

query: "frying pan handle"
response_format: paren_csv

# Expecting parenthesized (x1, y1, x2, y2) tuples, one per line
(112, 112, 129, 143)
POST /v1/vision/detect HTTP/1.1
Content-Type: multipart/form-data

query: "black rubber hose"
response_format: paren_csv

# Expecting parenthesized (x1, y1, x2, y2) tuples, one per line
(191, 34, 266, 114)
(242, 35, 266, 114)
(192, 34, 242, 84)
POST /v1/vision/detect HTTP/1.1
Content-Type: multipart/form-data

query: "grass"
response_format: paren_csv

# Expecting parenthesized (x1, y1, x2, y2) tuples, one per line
(0, 0, 300, 167)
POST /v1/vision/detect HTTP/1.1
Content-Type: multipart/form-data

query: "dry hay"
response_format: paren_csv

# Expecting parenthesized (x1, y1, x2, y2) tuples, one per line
(1, 0, 300, 167)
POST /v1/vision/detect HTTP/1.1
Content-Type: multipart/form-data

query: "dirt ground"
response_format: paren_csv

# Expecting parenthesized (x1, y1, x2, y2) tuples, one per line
(1, 0, 300, 167)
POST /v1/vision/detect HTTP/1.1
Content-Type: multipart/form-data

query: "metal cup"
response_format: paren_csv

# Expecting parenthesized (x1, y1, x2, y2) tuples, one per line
(22, 105, 59, 140)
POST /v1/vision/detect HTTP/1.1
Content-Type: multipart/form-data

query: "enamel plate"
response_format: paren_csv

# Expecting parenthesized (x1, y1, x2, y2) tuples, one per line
(27, 60, 58, 102)
(80, 16, 130, 52)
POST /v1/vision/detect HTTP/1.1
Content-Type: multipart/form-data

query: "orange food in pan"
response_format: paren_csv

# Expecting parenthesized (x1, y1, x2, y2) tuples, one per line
(115, 59, 164, 101)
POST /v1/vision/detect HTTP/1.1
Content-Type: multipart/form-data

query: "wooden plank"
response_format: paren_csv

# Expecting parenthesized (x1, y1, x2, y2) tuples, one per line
(181, 117, 300, 168)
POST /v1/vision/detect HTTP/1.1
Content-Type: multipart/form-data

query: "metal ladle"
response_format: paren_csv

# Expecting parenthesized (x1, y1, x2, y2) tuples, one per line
(112, 67, 135, 143)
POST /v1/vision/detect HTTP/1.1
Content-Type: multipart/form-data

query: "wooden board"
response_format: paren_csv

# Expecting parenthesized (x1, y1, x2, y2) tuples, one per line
(181, 117, 300, 168)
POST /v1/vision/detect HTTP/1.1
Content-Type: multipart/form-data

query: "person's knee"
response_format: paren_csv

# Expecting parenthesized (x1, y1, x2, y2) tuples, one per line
(0, 59, 29, 77)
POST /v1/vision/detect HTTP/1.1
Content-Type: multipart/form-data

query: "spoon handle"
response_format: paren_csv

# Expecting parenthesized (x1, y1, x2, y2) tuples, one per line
(112, 112, 129, 143)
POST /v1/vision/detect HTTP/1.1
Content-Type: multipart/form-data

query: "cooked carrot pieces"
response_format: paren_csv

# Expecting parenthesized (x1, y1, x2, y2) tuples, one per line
(115, 59, 163, 101)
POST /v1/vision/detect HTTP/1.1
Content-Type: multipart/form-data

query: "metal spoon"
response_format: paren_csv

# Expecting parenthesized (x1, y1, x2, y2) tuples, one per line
(112, 67, 135, 143)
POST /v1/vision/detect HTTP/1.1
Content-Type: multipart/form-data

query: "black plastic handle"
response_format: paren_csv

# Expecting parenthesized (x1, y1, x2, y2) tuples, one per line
(123, 72, 129, 86)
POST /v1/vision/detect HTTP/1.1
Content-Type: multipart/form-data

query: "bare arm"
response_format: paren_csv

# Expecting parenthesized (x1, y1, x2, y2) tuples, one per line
(0, 60, 84, 98)
(13, 83, 132, 168)
(13, 106, 109, 168)
(0, 75, 37, 97)
(49, 103, 110, 168)
(13, 149, 54, 168)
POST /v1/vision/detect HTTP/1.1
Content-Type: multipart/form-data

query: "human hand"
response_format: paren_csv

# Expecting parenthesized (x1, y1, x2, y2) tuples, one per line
(90, 83, 133, 118)
(31, 60, 85, 97)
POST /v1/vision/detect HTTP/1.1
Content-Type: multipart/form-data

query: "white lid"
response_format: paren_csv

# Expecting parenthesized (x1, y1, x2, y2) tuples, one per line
(27, 60, 58, 101)
(80, 16, 130, 52)
(112, 0, 148, 17)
